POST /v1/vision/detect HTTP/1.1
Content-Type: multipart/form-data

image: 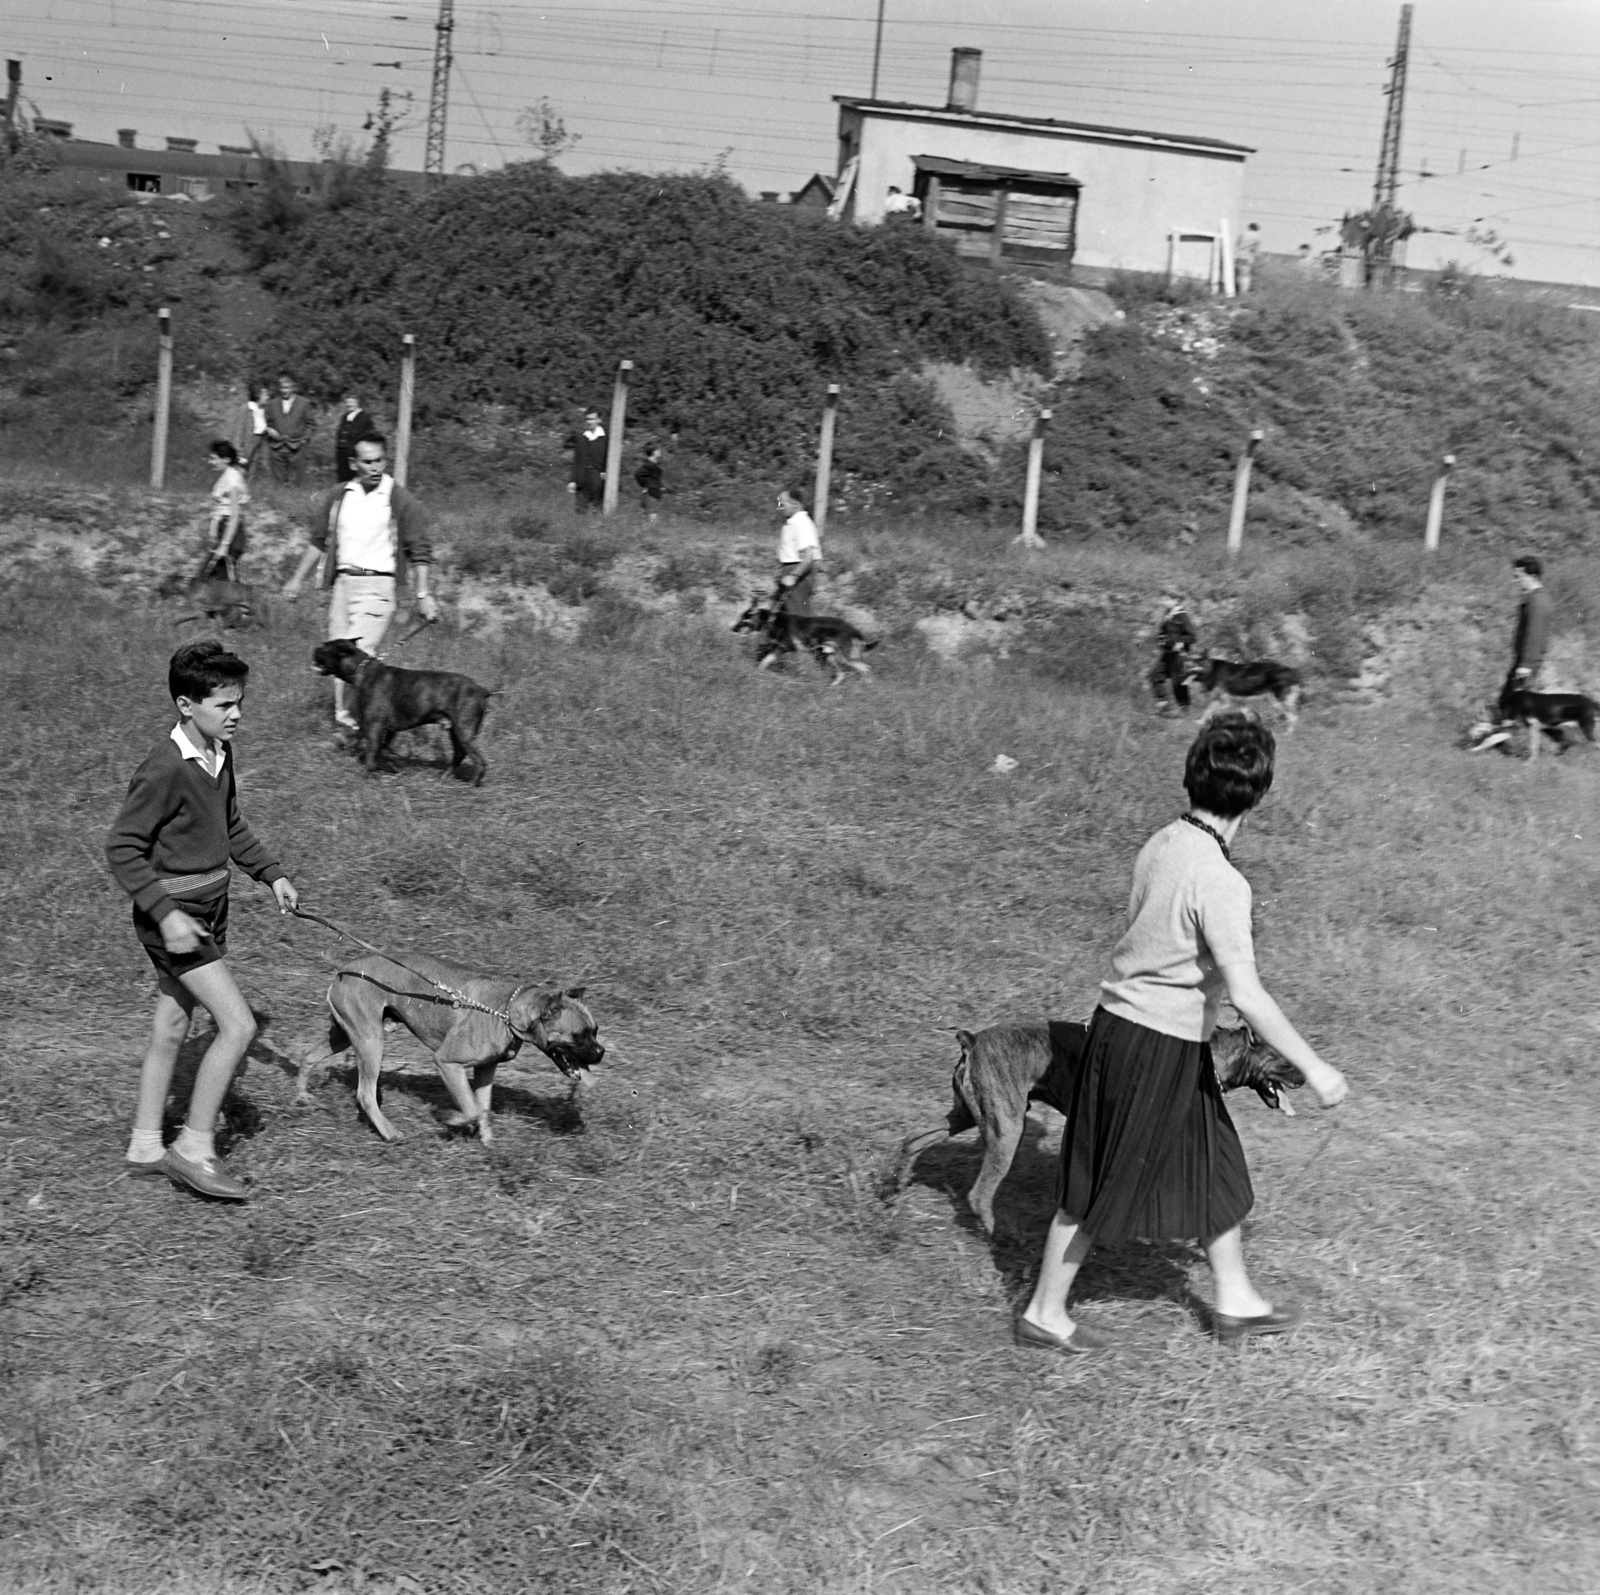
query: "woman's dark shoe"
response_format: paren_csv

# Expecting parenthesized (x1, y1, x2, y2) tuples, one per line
(1211, 1303, 1303, 1343)
(1014, 1315, 1116, 1355)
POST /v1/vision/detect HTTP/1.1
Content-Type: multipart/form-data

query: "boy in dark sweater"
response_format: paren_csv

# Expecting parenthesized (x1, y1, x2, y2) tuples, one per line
(106, 641, 299, 1201)
(634, 442, 664, 523)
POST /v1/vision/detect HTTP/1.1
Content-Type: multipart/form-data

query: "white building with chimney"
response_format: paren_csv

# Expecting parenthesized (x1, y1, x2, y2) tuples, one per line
(833, 49, 1252, 279)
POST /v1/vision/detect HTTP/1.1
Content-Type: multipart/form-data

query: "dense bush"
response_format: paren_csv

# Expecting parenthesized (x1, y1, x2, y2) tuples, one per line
(1022, 274, 1600, 547)
(249, 166, 1054, 515)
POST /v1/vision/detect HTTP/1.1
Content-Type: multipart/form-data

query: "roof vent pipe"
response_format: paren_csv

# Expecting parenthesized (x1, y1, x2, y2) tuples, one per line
(947, 47, 981, 112)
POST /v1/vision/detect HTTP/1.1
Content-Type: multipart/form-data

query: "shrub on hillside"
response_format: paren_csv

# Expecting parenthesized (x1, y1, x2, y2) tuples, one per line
(248, 167, 1052, 515)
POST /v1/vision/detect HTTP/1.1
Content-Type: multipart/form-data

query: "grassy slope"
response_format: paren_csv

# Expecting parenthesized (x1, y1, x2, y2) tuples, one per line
(3, 578, 1598, 1593)
(1030, 271, 1600, 548)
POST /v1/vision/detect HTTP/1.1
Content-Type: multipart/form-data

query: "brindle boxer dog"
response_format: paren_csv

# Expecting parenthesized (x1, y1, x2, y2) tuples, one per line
(304, 951, 604, 1145)
(894, 1020, 1303, 1235)
(312, 638, 493, 784)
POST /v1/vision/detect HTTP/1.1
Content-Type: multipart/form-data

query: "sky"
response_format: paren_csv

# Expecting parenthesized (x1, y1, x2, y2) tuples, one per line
(9, 0, 1600, 285)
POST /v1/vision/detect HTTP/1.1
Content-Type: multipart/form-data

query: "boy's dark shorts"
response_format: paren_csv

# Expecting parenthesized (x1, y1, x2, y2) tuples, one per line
(134, 890, 229, 1000)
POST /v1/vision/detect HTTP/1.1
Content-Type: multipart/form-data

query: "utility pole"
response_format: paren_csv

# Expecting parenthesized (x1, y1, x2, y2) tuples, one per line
(4, 60, 21, 156)
(870, 0, 886, 98)
(424, 0, 455, 182)
(1373, 5, 1411, 211)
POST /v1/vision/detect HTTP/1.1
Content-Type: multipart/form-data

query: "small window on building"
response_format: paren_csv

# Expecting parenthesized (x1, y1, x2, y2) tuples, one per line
(178, 177, 211, 200)
(126, 172, 162, 194)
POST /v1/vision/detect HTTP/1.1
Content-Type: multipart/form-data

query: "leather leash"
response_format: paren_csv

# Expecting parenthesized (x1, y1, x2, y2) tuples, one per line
(290, 905, 537, 1040)
(384, 613, 437, 654)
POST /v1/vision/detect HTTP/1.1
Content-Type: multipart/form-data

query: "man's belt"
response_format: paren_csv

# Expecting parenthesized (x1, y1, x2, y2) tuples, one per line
(335, 567, 396, 579)
(158, 867, 230, 898)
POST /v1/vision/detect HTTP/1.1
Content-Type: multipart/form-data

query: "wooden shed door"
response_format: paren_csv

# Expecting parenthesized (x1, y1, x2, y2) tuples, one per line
(1001, 187, 1078, 263)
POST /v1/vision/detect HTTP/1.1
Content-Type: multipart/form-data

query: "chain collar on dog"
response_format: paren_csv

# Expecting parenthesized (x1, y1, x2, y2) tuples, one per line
(291, 906, 546, 1046)
(1180, 812, 1231, 860)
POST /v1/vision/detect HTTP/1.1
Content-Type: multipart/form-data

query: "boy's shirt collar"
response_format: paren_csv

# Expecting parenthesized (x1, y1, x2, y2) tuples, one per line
(171, 722, 226, 781)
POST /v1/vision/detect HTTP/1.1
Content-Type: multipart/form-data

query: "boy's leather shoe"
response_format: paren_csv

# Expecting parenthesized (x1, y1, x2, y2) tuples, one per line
(125, 1157, 169, 1178)
(161, 1148, 249, 1202)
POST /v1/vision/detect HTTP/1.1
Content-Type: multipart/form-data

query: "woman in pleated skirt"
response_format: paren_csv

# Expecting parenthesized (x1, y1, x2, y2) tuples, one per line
(1018, 712, 1350, 1354)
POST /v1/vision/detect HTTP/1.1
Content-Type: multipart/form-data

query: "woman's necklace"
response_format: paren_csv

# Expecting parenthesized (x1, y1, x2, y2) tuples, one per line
(1180, 812, 1231, 860)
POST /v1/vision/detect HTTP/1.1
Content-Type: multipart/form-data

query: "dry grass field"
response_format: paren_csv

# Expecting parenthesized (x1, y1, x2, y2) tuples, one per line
(3, 562, 1599, 1594)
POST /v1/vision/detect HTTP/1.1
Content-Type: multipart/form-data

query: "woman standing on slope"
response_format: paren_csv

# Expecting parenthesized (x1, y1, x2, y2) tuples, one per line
(1018, 712, 1349, 1354)
(203, 440, 249, 582)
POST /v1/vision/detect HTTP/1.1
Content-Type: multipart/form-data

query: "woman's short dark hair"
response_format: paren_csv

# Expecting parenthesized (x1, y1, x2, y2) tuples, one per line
(1512, 553, 1542, 578)
(1184, 712, 1275, 817)
(169, 640, 249, 703)
(208, 438, 239, 464)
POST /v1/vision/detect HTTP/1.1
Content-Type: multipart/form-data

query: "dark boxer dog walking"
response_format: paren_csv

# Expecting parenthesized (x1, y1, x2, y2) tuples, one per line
(312, 638, 493, 784)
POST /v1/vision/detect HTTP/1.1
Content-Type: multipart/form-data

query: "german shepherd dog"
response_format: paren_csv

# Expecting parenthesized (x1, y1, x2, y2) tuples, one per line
(731, 602, 879, 686)
(894, 1019, 1303, 1235)
(1495, 673, 1597, 760)
(1191, 657, 1303, 729)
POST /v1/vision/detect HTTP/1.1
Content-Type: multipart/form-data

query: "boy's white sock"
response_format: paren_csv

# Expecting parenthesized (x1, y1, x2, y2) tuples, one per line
(127, 1129, 166, 1163)
(173, 1126, 217, 1164)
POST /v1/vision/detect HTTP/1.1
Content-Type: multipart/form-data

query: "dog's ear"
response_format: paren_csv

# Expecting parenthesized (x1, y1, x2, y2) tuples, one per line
(563, 985, 586, 1000)
(538, 989, 570, 1020)
(955, 1028, 975, 1053)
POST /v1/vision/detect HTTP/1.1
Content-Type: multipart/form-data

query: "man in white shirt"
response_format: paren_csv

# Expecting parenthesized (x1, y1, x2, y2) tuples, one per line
(773, 489, 822, 616)
(1235, 223, 1262, 293)
(884, 185, 922, 221)
(283, 435, 438, 730)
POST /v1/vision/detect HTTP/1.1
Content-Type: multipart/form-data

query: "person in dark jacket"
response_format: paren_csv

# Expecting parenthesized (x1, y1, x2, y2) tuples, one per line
(1149, 596, 1199, 712)
(1510, 554, 1553, 692)
(568, 409, 607, 512)
(635, 442, 664, 522)
(333, 391, 377, 484)
(264, 372, 313, 486)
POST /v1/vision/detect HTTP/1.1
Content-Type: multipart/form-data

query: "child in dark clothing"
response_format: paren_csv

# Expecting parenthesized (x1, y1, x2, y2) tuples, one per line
(635, 442, 664, 523)
(105, 641, 299, 1201)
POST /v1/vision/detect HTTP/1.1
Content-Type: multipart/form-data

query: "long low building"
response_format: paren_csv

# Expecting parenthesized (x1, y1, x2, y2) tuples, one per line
(834, 49, 1252, 278)
(25, 123, 429, 200)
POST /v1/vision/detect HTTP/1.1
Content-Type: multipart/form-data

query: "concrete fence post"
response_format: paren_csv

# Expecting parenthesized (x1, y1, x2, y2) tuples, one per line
(150, 307, 172, 489)
(814, 384, 839, 532)
(1015, 408, 1051, 549)
(1219, 217, 1236, 297)
(1226, 429, 1264, 558)
(1424, 453, 1456, 552)
(393, 333, 416, 487)
(603, 359, 632, 516)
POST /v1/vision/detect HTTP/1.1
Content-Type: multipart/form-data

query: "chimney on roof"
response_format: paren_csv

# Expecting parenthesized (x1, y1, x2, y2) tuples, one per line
(34, 117, 73, 139)
(117, 129, 137, 148)
(166, 136, 198, 153)
(947, 48, 981, 112)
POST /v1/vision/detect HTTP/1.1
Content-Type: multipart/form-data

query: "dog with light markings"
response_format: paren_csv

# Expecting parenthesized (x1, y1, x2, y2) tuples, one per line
(1190, 657, 1303, 730)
